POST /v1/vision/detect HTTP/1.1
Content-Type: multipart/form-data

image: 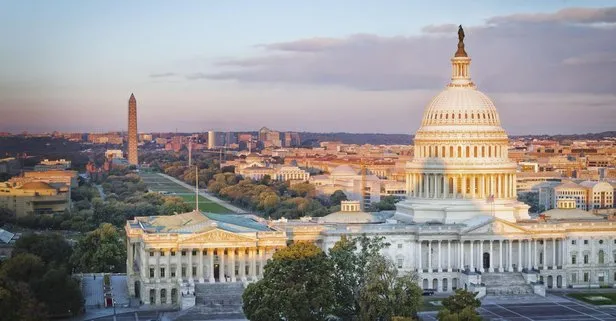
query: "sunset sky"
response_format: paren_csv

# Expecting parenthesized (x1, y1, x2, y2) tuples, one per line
(1, 1, 615, 135)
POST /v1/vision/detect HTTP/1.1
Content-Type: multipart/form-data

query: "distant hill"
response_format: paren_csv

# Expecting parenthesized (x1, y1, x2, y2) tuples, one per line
(510, 131, 616, 141)
(298, 132, 413, 146)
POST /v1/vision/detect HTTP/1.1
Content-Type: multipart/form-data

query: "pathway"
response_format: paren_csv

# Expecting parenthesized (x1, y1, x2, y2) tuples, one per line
(158, 173, 248, 214)
(95, 185, 105, 200)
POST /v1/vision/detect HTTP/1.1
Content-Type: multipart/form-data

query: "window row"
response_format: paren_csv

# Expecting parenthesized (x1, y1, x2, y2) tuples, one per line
(417, 144, 507, 159)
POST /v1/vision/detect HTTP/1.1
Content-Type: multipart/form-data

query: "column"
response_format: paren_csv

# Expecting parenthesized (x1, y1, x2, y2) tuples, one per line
(250, 248, 257, 280)
(518, 240, 522, 271)
(219, 248, 226, 282)
(479, 241, 484, 272)
(461, 176, 467, 198)
(527, 240, 532, 270)
(471, 175, 476, 198)
(259, 247, 265, 277)
(208, 249, 215, 283)
(447, 241, 452, 272)
(533, 239, 538, 270)
(188, 248, 193, 283)
(198, 248, 204, 283)
(469, 241, 474, 271)
(422, 174, 428, 198)
(489, 240, 493, 272)
(239, 248, 246, 281)
(437, 241, 442, 272)
(543, 239, 547, 269)
(453, 177, 458, 198)
(428, 241, 432, 272)
(417, 241, 422, 272)
(498, 240, 503, 272)
(230, 249, 236, 282)
(435, 175, 440, 198)
(552, 238, 556, 269)
(459, 241, 464, 271)
(490, 175, 495, 198)
(508, 240, 513, 272)
(443, 175, 449, 199)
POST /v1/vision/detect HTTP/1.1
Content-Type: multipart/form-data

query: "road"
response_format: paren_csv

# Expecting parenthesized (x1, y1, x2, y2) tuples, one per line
(158, 173, 249, 214)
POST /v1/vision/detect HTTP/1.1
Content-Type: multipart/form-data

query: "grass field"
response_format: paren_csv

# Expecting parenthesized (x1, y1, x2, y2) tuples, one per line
(568, 292, 616, 305)
(178, 194, 235, 213)
(139, 172, 235, 214)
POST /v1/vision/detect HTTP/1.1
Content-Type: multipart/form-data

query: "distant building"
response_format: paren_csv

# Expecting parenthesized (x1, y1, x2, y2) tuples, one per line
(0, 181, 70, 217)
(105, 149, 124, 160)
(128, 93, 138, 165)
(0, 158, 21, 175)
(258, 127, 281, 148)
(208, 131, 217, 149)
(283, 132, 301, 147)
(35, 159, 72, 171)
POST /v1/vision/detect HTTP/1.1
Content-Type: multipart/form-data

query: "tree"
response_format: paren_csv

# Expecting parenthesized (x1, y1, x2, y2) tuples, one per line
(242, 242, 336, 321)
(328, 235, 390, 321)
(32, 268, 83, 317)
(13, 233, 73, 268)
(330, 190, 348, 206)
(0, 254, 45, 283)
(0, 278, 48, 321)
(437, 289, 481, 321)
(70, 223, 126, 273)
(359, 255, 422, 321)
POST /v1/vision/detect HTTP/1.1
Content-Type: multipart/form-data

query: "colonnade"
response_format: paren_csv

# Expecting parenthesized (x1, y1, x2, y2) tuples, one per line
(417, 238, 566, 273)
(140, 246, 276, 284)
(407, 173, 516, 199)
(415, 143, 507, 159)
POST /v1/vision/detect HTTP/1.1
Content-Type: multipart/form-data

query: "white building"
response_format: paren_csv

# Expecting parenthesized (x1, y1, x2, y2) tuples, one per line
(208, 131, 217, 149)
(126, 27, 616, 309)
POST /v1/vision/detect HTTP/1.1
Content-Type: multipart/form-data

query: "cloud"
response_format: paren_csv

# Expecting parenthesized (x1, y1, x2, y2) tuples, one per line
(421, 24, 458, 34)
(196, 6, 616, 94)
(486, 7, 616, 25)
(149, 72, 176, 78)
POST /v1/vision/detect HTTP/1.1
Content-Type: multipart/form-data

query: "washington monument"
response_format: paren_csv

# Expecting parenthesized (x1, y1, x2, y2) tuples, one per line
(128, 93, 138, 165)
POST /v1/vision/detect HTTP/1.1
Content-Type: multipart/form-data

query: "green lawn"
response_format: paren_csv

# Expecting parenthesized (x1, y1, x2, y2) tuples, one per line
(421, 297, 444, 311)
(176, 194, 235, 213)
(568, 292, 616, 305)
(139, 173, 235, 213)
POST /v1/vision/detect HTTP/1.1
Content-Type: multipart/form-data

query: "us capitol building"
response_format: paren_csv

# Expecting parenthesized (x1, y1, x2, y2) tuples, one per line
(126, 27, 616, 307)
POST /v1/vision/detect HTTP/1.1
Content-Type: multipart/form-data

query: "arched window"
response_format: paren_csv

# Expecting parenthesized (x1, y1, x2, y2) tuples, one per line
(442, 146, 445, 157)
(466, 146, 470, 158)
(473, 146, 478, 158)
(482, 146, 485, 157)
(483, 113, 486, 119)
(471, 113, 474, 119)
(458, 146, 462, 158)
(458, 113, 461, 119)
(450, 146, 454, 157)
(445, 114, 449, 119)
(465, 113, 468, 119)
(488, 146, 492, 157)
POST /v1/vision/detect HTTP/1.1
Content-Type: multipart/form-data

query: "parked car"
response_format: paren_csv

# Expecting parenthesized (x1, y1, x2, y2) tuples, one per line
(422, 289, 436, 296)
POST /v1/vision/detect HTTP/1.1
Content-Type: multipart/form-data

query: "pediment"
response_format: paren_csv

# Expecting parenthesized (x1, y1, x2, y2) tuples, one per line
(465, 219, 528, 235)
(183, 228, 256, 243)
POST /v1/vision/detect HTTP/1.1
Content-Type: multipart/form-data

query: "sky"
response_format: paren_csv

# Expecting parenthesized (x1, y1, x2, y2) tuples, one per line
(1, 0, 615, 135)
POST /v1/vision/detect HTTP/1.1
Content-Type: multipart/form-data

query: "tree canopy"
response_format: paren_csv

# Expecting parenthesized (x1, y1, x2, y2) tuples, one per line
(437, 289, 481, 321)
(70, 223, 126, 273)
(243, 242, 336, 321)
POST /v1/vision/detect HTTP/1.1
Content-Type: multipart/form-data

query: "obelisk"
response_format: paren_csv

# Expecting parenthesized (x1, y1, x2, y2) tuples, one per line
(128, 93, 138, 165)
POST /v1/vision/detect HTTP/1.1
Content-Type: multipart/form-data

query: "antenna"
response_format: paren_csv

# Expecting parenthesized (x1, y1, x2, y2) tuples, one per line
(188, 140, 192, 167)
(195, 165, 199, 212)
(360, 158, 367, 212)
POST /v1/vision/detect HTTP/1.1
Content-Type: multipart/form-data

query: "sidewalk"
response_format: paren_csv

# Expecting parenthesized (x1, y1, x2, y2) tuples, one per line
(159, 173, 249, 214)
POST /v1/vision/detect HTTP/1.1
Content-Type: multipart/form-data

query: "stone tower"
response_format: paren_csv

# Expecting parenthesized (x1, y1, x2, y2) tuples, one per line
(128, 93, 138, 165)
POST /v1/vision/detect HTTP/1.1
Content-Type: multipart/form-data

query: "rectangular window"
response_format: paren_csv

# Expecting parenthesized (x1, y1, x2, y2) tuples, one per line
(160, 268, 165, 278)
(571, 240, 576, 245)
(397, 243, 403, 249)
(584, 255, 589, 264)
(160, 251, 165, 257)
(397, 259, 403, 269)
(171, 251, 176, 256)
(572, 255, 576, 264)
(149, 268, 155, 278)
(584, 240, 589, 245)
(181, 251, 186, 256)
(149, 251, 154, 257)
(571, 273, 577, 283)
(181, 267, 186, 277)
(171, 270, 176, 278)
(192, 250, 197, 256)
(583, 272, 589, 282)
(192, 266, 197, 277)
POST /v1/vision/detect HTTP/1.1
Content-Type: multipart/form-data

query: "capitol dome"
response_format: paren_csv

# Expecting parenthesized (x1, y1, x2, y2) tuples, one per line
(395, 25, 530, 224)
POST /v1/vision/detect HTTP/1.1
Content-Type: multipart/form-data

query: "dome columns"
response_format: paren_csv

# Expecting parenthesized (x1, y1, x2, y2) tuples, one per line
(406, 172, 516, 200)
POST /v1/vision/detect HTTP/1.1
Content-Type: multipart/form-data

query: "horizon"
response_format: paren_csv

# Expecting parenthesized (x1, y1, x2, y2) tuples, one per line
(2, 1, 616, 135)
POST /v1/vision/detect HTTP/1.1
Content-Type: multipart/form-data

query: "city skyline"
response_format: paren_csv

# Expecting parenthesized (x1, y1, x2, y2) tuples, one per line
(1, 1, 615, 135)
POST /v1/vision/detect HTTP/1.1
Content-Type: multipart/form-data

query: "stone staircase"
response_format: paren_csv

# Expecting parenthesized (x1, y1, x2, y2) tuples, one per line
(482, 272, 534, 296)
(170, 282, 245, 320)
